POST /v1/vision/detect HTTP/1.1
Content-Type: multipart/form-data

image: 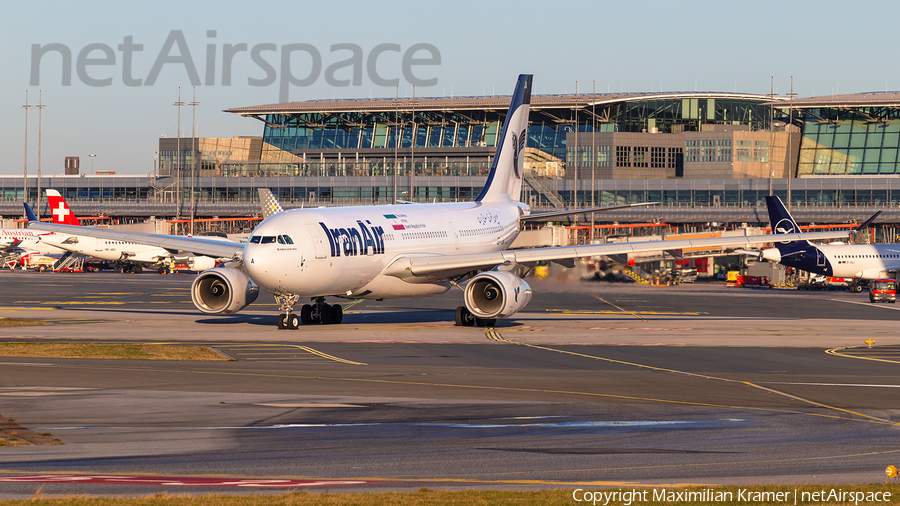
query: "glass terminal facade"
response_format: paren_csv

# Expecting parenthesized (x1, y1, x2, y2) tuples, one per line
(254, 94, 774, 176)
(797, 112, 900, 176)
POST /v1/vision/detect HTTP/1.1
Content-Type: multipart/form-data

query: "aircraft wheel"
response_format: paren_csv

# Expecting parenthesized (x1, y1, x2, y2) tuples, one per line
(158, 266, 166, 274)
(320, 304, 334, 324)
(277, 314, 288, 329)
(474, 317, 496, 328)
(332, 304, 343, 324)
(287, 313, 300, 329)
(852, 284, 863, 293)
(300, 304, 312, 325)
(455, 306, 475, 327)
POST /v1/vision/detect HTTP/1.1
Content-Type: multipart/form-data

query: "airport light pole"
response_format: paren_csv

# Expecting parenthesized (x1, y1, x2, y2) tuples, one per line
(393, 86, 398, 204)
(21, 92, 33, 219)
(573, 80, 578, 228)
(410, 85, 415, 202)
(591, 80, 595, 243)
(786, 76, 798, 211)
(173, 87, 185, 219)
(189, 87, 200, 235)
(35, 91, 46, 217)
(767, 76, 775, 197)
(89, 153, 96, 172)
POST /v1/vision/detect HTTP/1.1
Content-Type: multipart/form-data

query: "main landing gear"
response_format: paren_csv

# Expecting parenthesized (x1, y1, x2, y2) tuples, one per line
(454, 306, 495, 328)
(276, 295, 343, 330)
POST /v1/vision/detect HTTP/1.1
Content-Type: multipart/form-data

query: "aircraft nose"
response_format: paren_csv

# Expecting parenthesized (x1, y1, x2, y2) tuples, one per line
(243, 245, 275, 286)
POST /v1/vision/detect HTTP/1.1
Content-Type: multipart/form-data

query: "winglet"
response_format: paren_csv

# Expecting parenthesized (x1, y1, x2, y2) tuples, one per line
(23, 202, 38, 223)
(854, 211, 882, 233)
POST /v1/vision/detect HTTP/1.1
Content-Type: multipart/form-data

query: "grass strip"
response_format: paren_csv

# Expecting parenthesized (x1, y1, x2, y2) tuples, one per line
(0, 342, 229, 361)
(3, 485, 900, 506)
(0, 318, 48, 327)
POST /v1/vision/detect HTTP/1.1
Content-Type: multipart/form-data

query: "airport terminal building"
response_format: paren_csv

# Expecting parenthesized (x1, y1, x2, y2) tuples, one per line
(4, 90, 900, 228)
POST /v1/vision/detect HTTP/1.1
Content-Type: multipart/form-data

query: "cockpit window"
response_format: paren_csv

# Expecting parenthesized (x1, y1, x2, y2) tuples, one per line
(277, 235, 294, 244)
(249, 236, 261, 244)
(260, 236, 277, 244)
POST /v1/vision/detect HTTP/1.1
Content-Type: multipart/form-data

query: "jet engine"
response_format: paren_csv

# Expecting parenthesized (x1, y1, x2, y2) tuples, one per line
(760, 248, 782, 263)
(191, 267, 259, 315)
(186, 256, 217, 271)
(173, 255, 218, 271)
(464, 271, 532, 319)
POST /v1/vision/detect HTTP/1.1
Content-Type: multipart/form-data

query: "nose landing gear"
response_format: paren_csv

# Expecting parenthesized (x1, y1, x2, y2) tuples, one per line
(276, 295, 343, 329)
(275, 294, 301, 330)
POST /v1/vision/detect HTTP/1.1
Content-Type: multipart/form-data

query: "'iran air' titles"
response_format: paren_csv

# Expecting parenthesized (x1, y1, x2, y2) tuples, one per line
(319, 219, 386, 257)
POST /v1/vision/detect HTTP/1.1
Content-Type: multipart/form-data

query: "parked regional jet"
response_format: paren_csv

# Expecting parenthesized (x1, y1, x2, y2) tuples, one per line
(36, 189, 218, 273)
(0, 229, 62, 256)
(759, 196, 889, 291)
(25, 75, 857, 329)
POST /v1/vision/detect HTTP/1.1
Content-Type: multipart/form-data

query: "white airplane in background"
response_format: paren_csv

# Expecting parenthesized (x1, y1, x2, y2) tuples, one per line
(26, 74, 857, 330)
(0, 229, 64, 257)
(34, 189, 219, 273)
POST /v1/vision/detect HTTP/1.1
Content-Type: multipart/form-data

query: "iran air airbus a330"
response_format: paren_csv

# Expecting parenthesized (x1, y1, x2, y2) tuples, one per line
(25, 75, 856, 329)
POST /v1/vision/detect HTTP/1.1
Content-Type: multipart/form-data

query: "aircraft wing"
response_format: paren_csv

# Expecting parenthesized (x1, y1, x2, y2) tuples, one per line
(384, 229, 852, 279)
(25, 222, 244, 259)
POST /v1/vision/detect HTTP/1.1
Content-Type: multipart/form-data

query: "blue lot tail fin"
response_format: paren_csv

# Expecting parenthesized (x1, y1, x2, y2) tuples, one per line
(765, 196, 809, 246)
(23, 202, 38, 223)
(475, 74, 532, 203)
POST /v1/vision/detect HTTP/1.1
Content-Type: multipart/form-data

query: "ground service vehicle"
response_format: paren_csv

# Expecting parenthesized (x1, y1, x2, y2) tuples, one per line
(869, 279, 896, 303)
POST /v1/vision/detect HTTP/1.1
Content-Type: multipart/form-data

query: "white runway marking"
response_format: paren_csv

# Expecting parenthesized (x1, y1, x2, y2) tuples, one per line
(831, 298, 900, 310)
(761, 382, 900, 388)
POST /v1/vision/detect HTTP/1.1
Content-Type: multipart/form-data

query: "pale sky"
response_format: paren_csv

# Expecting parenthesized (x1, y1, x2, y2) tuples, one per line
(1, 0, 897, 176)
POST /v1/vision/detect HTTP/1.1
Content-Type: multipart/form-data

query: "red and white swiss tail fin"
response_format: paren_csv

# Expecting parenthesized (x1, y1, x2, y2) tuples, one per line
(46, 189, 81, 226)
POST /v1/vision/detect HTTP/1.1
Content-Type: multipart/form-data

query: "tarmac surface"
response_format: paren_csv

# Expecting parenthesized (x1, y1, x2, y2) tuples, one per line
(0, 270, 898, 498)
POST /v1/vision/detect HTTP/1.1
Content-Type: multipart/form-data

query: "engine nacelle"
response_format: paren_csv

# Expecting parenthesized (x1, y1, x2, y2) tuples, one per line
(191, 267, 259, 315)
(760, 248, 782, 263)
(186, 256, 217, 271)
(464, 271, 532, 319)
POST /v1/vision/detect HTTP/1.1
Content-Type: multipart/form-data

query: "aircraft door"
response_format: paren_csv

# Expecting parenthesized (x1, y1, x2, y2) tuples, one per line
(817, 249, 825, 267)
(305, 224, 330, 259)
(449, 221, 459, 250)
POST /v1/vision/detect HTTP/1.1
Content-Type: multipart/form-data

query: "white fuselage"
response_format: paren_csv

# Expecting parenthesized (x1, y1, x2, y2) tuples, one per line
(0, 229, 66, 256)
(819, 243, 900, 279)
(39, 233, 172, 264)
(243, 200, 524, 299)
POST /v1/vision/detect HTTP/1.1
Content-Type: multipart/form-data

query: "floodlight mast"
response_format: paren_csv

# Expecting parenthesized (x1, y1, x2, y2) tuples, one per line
(22, 91, 33, 219)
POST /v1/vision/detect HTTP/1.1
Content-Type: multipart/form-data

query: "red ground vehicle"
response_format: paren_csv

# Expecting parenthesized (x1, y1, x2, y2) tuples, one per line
(869, 279, 896, 303)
